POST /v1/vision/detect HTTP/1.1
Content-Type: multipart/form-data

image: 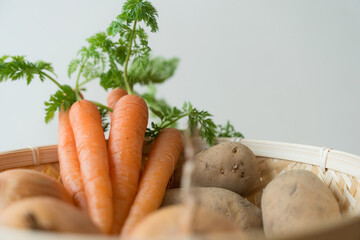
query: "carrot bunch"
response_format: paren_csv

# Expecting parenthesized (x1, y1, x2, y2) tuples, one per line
(0, 0, 244, 237)
(0, 56, 114, 233)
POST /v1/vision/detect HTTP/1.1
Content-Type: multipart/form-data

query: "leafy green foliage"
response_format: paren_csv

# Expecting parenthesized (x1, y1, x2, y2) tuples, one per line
(217, 121, 244, 138)
(44, 85, 77, 123)
(68, 59, 81, 78)
(86, 32, 127, 90)
(83, 0, 160, 92)
(0, 56, 56, 84)
(146, 102, 217, 146)
(79, 0, 178, 93)
(98, 106, 110, 132)
(140, 84, 173, 118)
(129, 57, 179, 85)
(68, 46, 106, 86)
(145, 105, 183, 139)
(100, 69, 126, 90)
(87, 32, 127, 67)
(120, 0, 159, 32)
(184, 102, 217, 146)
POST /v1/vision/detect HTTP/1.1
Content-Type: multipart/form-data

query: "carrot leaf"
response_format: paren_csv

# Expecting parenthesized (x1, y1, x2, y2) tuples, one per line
(217, 121, 244, 138)
(107, 0, 159, 93)
(112, 0, 159, 34)
(146, 101, 217, 146)
(84, 1, 178, 92)
(87, 32, 127, 67)
(140, 84, 172, 118)
(97, 106, 110, 132)
(44, 85, 77, 123)
(129, 56, 179, 85)
(0, 55, 58, 86)
(100, 69, 126, 90)
(184, 102, 217, 146)
(68, 46, 106, 89)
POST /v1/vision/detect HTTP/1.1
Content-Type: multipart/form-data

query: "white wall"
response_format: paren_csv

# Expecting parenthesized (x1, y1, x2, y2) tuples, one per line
(0, 0, 359, 155)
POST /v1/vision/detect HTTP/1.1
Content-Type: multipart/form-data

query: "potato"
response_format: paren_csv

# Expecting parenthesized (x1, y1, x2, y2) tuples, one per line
(162, 187, 262, 230)
(129, 204, 243, 238)
(261, 169, 341, 238)
(0, 197, 99, 234)
(0, 169, 73, 211)
(190, 142, 260, 196)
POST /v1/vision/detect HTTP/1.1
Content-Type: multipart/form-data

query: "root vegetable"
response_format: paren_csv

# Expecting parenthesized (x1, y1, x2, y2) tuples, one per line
(191, 142, 260, 196)
(162, 187, 262, 230)
(129, 204, 243, 238)
(0, 197, 99, 233)
(261, 169, 341, 238)
(0, 169, 72, 211)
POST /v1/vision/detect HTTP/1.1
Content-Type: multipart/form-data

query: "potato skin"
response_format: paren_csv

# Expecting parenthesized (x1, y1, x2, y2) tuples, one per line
(261, 169, 341, 238)
(129, 204, 243, 238)
(0, 197, 99, 233)
(162, 187, 262, 230)
(191, 142, 259, 196)
(0, 169, 73, 211)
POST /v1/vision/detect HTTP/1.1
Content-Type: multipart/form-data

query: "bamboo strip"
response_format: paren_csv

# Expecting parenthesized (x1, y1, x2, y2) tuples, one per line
(2, 140, 360, 178)
(239, 139, 360, 178)
(0, 145, 58, 171)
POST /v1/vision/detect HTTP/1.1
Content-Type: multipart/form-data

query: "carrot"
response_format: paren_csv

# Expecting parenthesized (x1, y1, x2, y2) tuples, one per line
(106, 88, 127, 118)
(58, 110, 88, 212)
(69, 100, 113, 234)
(107, 94, 148, 234)
(121, 128, 184, 236)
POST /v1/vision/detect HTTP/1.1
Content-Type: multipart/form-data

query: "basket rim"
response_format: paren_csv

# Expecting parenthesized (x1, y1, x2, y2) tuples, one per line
(1, 138, 360, 178)
(219, 138, 360, 178)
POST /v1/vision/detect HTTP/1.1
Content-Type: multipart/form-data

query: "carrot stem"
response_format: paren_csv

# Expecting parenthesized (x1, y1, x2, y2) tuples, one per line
(42, 72, 63, 89)
(75, 58, 89, 100)
(91, 101, 113, 112)
(123, 19, 138, 95)
(160, 113, 189, 129)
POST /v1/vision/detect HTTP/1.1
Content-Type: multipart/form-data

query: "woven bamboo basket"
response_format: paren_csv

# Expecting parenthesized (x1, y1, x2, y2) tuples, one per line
(0, 138, 360, 240)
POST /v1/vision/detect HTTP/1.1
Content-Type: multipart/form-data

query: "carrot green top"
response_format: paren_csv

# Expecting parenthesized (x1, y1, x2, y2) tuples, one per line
(0, 55, 111, 129)
(0, 0, 245, 144)
(72, 0, 179, 96)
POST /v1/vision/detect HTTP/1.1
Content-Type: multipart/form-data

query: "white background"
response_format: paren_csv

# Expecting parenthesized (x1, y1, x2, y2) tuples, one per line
(0, 0, 359, 155)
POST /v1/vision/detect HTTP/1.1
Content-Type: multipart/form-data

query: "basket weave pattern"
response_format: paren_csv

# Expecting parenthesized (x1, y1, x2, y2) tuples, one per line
(2, 147, 359, 214)
(246, 157, 360, 214)
(1, 139, 360, 239)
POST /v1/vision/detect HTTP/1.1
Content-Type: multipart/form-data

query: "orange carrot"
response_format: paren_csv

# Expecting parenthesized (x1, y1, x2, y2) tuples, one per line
(58, 110, 88, 212)
(107, 94, 148, 234)
(121, 128, 184, 236)
(69, 100, 113, 234)
(106, 88, 127, 118)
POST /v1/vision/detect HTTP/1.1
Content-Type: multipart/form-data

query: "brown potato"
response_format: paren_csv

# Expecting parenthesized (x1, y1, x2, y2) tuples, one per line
(0, 169, 73, 211)
(129, 204, 244, 238)
(190, 142, 260, 196)
(261, 169, 341, 238)
(0, 197, 99, 234)
(162, 187, 262, 230)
